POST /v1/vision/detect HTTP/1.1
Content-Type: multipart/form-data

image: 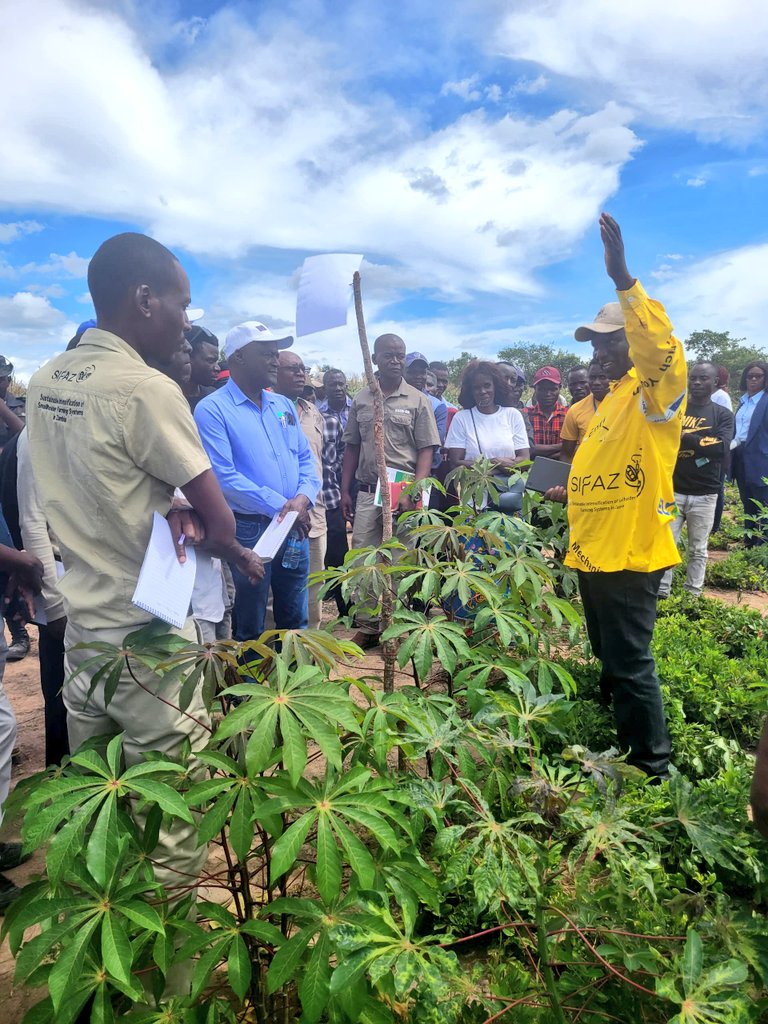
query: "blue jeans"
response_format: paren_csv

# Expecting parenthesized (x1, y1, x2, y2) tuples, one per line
(232, 515, 309, 640)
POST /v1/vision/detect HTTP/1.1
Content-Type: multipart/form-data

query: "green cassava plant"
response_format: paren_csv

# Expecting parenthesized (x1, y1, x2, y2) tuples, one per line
(3, 468, 767, 1023)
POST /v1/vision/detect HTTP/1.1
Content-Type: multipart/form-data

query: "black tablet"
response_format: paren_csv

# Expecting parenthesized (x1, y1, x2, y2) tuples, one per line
(525, 456, 570, 493)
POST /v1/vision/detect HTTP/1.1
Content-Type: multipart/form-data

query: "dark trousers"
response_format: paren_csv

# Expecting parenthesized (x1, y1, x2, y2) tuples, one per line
(37, 624, 69, 766)
(712, 481, 725, 535)
(324, 505, 350, 615)
(736, 479, 768, 548)
(231, 515, 309, 641)
(577, 569, 671, 777)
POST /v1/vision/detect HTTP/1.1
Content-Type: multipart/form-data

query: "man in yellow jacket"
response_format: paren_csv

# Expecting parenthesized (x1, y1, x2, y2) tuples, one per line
(549, 213, 685, 778)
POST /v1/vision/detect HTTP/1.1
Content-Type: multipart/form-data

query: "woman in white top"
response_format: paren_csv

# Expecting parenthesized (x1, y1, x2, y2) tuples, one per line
(446, 361, 530, 477)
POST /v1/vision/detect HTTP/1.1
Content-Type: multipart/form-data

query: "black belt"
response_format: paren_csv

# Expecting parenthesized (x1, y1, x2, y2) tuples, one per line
(234, 512, 271, 522)
(357, 482, 378, 493)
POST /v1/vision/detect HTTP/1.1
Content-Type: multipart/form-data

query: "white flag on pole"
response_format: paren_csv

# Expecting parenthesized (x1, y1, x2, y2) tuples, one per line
(295, 253, 363, 337)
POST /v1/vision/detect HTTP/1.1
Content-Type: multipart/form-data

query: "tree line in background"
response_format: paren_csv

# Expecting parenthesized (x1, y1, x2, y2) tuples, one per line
(314, 330, 766, 401)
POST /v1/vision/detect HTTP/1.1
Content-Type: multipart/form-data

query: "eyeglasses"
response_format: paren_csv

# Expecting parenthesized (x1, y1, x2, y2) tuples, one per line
(746, 372, 765, 381)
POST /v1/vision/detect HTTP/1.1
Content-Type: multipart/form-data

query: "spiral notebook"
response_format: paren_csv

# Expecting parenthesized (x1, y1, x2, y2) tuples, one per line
(132, 512, 197, 628)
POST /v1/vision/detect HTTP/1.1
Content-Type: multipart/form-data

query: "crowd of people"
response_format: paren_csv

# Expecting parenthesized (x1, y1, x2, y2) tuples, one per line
(0, 214, 762, 987)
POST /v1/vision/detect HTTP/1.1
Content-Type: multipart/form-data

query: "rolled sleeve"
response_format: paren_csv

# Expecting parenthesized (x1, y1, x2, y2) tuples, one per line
(414, 398, 440, 450)
(342, 402, 362, 446)
(123, 375, 210, 487)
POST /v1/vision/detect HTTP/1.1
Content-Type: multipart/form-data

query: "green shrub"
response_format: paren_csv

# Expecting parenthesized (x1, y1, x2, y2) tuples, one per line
(705, 550, 768, 591)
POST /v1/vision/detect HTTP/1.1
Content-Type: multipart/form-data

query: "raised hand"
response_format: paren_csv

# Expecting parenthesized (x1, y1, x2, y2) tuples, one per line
(599, 213, 635, 292)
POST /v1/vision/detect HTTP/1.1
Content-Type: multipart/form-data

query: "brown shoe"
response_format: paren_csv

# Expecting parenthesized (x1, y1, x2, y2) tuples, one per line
(351, 630, 381, 650)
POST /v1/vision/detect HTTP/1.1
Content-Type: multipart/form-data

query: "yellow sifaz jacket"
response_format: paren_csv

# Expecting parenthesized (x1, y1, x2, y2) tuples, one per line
(565, 281, 686, 574)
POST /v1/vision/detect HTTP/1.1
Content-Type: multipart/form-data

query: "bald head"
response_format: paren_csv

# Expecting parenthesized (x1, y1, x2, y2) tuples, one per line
(275, 350, 307, 401)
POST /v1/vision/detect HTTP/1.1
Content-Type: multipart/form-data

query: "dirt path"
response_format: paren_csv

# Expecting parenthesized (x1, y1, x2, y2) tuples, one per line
(0, 630, 48, 1020)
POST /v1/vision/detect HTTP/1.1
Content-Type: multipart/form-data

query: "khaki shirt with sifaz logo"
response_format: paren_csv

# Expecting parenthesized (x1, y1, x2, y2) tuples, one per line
(565, 280, 686, 575)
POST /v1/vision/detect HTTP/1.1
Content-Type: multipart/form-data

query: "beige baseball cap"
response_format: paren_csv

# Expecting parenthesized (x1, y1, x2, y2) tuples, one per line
(574, 302, 625, 342)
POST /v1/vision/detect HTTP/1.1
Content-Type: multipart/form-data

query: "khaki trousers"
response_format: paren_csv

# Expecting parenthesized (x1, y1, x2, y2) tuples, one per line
(350, 491, 412, 635)
(64, 618, 210, 901)
(308, 532, 328, 629)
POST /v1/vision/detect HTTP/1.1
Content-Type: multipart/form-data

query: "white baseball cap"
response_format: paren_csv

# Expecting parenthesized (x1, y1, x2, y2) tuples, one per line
(224, 321, 294, 359)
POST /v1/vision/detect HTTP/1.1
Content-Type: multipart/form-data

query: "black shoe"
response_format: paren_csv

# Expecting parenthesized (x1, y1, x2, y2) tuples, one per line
(0, 874, 21, 913)
(0, 842, 32, 871)
(7, 632, 30, 661)
(351, 630, 382, 651)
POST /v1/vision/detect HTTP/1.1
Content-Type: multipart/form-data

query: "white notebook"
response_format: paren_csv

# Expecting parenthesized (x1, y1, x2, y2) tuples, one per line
(132, 512, 197, 629)
(253, 510, 298, 561)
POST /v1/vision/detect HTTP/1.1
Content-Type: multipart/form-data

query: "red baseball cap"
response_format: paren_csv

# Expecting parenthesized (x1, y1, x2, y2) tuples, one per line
(532, 366, 561, 386)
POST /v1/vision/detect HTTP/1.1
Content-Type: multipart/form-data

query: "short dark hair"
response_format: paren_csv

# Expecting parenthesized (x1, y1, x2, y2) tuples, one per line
(739, 360, 768, 393)
(323, 367, 345, 383)
(690, 360, 717, 375)
(187, 325, 220, 352)
(568, 364, 588, 378)
(87, 232, 181, 319)
(373, 333, 404, 354)
(458, 360, 506, 410)
(429, 361, 448, 372)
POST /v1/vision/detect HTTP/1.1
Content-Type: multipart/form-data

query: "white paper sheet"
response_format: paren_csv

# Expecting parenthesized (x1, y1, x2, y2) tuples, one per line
(132, 512, 197, 629)
(295, 253, 363, 337)
(253, 510, 298, 561)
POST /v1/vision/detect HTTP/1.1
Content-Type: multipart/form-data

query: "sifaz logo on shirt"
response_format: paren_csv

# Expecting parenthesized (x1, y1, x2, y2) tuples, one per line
(570, 451, 645, 499)
(51, 365, 95, 383)
(624, 453, 645, 495)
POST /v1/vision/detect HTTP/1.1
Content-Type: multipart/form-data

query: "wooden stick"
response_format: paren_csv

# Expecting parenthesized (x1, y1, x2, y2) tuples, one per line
(352, 271, 396, 693)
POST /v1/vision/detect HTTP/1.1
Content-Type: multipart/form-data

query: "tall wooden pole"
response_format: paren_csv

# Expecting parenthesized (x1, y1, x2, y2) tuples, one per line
(352, 271, 396, 693)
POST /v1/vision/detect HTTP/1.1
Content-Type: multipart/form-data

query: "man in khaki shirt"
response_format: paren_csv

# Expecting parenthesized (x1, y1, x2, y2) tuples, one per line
(275, 352, 328, 628)
(341, 333, 439, 647)
(26, 232, 263, 994)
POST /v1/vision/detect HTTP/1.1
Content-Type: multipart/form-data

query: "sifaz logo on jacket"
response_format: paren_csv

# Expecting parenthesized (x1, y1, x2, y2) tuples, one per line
(570, 471, 621, 495)
(51, 365, 95, 383)
(624, 453, 645, 495)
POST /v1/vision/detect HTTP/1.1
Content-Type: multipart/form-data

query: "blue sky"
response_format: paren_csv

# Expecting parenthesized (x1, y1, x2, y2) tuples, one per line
(2, 0, 768, 379)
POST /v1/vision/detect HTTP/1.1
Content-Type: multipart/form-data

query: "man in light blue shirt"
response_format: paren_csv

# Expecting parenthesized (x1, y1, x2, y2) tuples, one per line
(195, 321, 321, 638)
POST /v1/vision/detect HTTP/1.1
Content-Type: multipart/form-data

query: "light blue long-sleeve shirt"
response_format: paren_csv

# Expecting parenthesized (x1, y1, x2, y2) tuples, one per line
(194, 379, 321, 516)
(735, 391, 762, 442)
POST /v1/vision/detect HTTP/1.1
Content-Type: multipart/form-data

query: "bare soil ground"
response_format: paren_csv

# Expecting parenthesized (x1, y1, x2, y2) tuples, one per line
(2, 574, 767, 1021)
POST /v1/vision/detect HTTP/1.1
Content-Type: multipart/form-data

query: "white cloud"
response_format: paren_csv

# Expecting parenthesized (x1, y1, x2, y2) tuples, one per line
(20, 252, 89, 277)
(27, 283, 66, 298)
(441, 75, 482, 101)
(657, 244, 768, 346)
(0, 291, 64, 328)
(508, 74, 548, 97)
(0, 291, 73, 380)
(0, 220, 43, 244)
(0, 0, 639, 302)
(686, 177, 706, 188)
(497, 0, 768, 140)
